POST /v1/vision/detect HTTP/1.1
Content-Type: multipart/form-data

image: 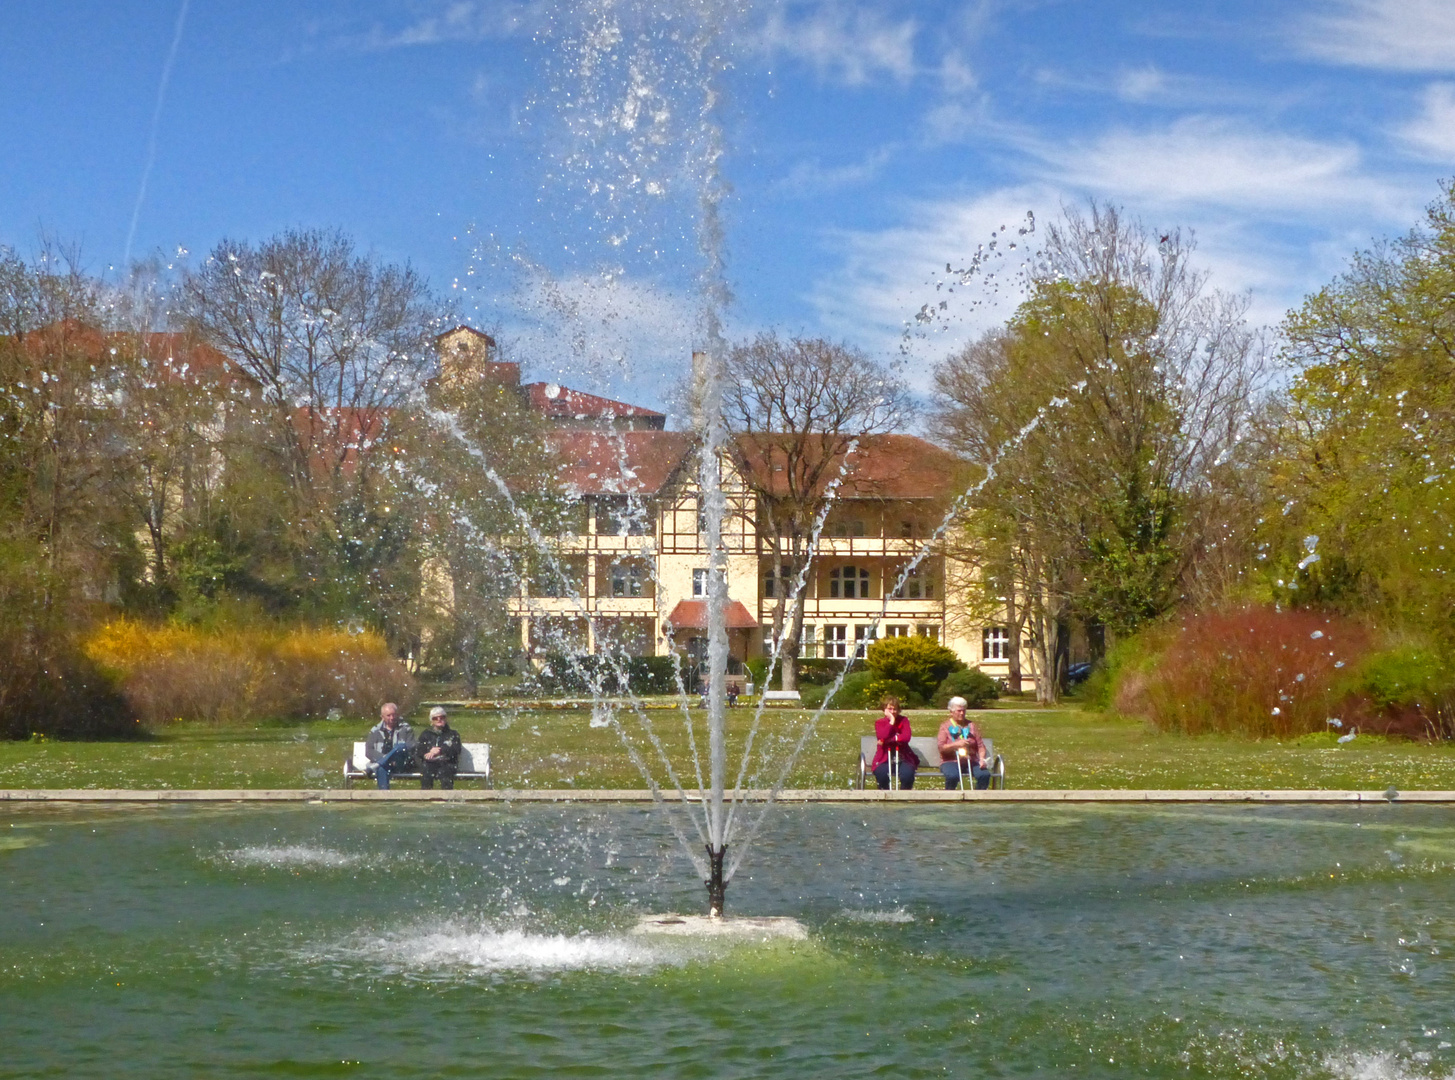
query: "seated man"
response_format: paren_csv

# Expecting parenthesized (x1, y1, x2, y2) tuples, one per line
(937, 695, 991, 790)
(416, 706, 463, 790)
(364, 702, 416, 790)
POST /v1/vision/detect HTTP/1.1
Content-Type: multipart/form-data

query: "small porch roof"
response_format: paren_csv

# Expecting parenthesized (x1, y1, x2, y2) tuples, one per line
(664, 599, 759, 631)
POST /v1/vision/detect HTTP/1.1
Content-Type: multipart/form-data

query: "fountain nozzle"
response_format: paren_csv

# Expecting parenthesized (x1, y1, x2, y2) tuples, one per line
(705, 844, 727, 917)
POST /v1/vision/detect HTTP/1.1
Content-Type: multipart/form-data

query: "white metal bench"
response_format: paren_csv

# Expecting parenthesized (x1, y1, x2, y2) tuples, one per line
(343, 741, 492, 788)
(761, 690, 802, 704)
(857, 734, 1005, 790)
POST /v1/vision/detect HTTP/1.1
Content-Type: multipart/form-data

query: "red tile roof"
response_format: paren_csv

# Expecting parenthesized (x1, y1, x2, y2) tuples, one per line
(292, 406, 389, 476)
(20, 320, 253, 386)
(664, 599, 759, 630)
(551, 430, 694, 495)
(525, 381, 666, 424)
(731, 433, 967, 500)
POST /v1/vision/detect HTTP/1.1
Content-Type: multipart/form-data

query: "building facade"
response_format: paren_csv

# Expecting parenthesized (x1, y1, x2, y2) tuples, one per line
(435, 326, 1019, 685)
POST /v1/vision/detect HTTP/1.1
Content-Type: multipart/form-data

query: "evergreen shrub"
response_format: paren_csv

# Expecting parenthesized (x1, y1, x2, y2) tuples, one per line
(933, 668, 1001, 709)
(861, 677, 916, 709)
(865, 636, 965, 702)
(0, 629, 137, 740)
(795, 658, 861, 685)
(801, 669, 877, 710)
(531, 653, 682, 696)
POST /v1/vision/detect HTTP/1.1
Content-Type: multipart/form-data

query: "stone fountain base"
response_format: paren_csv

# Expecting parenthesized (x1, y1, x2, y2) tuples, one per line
(631, 914, 808, 940)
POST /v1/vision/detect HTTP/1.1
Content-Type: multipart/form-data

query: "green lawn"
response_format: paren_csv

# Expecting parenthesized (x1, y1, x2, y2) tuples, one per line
(3, 703, 1455, 790)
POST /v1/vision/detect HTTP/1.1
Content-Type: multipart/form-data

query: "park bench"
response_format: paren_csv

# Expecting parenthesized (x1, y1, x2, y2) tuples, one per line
(761, 690, 802, 705)
(343, 742, 492, 789)
(856, 734, 1005, 790)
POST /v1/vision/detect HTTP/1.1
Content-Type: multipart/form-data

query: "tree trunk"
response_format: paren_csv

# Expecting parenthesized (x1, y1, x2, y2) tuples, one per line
(1005, 587, 1022, 692)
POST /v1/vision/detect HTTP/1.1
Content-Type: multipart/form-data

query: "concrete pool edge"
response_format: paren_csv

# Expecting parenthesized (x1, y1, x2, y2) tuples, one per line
(3, 788, 1454, 803)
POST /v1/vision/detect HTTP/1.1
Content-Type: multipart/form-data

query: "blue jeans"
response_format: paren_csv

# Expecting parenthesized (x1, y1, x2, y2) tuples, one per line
(941, 760, 991, 790)
(373, 744, 414, 789)
(872, 761, 916, 790)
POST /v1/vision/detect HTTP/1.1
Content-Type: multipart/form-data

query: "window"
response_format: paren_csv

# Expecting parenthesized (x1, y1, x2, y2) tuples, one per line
(762, 563, 794, 598)
(900, 520, 916, 539)
(597, 495, 651, 536)
(559, 499, 588, 535)
(801, 624, 818, 659)
(827, 517, 867, 539)
(892, 566, 933, 600)
(610, 562, 644, 597)
(853, 624, 875, 658)
(692, 568, 709, 597)
(884, 624, 910, 638)
(829, 564, 871, 599)
(916, 623, 940, 642)
(824, 624, 847, 659)
(532, 558, 585, 597)
(983, 626, 1010, 660)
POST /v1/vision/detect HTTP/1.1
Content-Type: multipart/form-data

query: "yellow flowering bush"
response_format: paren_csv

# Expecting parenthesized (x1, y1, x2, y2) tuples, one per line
(84, 619, 417, 724)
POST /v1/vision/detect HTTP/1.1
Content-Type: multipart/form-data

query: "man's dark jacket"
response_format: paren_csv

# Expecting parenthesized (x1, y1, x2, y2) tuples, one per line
(416, 723, 463, 771)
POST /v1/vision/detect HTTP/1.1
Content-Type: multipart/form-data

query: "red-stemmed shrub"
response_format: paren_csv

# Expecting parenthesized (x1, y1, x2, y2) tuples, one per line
(1115, 607, 1374, 738)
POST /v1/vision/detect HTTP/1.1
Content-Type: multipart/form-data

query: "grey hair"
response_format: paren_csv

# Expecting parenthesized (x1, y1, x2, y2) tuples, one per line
(947, 696, 968, 710)
(429, 706, 447, 720)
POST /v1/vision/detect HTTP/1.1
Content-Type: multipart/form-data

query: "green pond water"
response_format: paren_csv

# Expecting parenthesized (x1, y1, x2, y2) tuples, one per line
(2, 802, 1453, 1079)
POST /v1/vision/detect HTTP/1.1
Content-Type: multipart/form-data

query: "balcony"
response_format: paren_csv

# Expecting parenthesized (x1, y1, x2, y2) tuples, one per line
(510, 596, 659, 617)
(807, 535, 928, 558)
(781, 596, 945, 620)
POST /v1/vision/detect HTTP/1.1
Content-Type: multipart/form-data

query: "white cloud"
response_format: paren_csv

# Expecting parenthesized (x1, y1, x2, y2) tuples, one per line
(774, 146, 894, 195)
(938, 50, 977, 95)
(1032, 116, 1414, 218)
(756, 2, 918, 86)
(1116, 65, 1176, 103)
(1400, 82, 1455, 162)
(806, 167, 1414, 390)
(808, 186, 1050, 386)
(486, 266, 700, 411)
(1299, 0, 1455, 72)
(351, 1, 543, 50)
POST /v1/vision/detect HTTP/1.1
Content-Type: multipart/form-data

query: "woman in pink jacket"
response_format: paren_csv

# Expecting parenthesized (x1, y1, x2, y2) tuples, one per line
(871, 696, 917, 790)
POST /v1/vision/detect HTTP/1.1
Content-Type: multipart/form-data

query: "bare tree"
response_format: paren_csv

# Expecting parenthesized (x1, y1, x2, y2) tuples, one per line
(178, 230, 447, 633)
(719, 333, 910, 690)
(179, 229, 444, 522)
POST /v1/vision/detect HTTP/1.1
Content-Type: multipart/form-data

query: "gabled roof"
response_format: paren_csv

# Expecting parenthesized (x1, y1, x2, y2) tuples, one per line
(524, 382, 666, 424)
(665, 599, 759, 630)
(731, 433, 966, 500)
(435, 325, 497, 346)
(551, 430, 694, 496)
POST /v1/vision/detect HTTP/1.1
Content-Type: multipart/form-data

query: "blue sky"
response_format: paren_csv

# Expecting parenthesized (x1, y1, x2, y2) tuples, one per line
(4, 0, 1454, 408)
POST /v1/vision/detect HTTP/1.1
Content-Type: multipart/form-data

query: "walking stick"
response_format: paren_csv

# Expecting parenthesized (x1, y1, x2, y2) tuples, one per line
(889, 748, 899, 791)
(958, 747, 969, 790)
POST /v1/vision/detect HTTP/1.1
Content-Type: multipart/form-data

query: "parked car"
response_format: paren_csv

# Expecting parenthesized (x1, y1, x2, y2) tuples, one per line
(1066, 661, 1095, 686)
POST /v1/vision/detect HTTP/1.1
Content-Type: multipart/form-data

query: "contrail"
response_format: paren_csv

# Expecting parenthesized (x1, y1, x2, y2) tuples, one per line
(123, 0, 191, 267)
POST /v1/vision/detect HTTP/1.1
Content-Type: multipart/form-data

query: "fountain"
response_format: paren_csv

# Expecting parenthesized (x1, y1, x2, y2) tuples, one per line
(428, 0, 1053, 924)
